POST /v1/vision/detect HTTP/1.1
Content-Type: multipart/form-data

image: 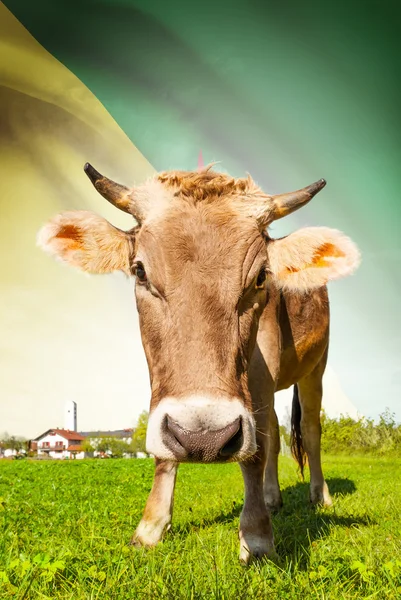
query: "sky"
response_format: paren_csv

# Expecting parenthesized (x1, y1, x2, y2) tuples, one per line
(0, 0, 400, 438)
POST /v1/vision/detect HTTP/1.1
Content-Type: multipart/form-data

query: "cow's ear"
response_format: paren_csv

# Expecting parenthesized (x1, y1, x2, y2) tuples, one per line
(267, 227, 361, 292)
(37, 211, 135, 274)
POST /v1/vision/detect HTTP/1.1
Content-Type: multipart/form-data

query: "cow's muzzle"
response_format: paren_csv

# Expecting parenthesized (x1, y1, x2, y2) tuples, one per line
(146, 396, 257, 463)
(162, 415, 243, 462)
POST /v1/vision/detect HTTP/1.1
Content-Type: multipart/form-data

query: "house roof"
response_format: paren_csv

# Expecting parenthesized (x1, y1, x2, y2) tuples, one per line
(79, 429, 133, 439)
(33, 429, 85, 442)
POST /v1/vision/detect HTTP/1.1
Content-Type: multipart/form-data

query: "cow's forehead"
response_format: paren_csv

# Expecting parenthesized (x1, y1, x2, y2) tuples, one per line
(132, 168, 267, 224)
(136, 199, 265, 273)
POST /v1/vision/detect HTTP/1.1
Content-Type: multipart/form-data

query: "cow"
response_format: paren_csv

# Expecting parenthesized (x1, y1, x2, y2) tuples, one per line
(38, 163, 360, 563)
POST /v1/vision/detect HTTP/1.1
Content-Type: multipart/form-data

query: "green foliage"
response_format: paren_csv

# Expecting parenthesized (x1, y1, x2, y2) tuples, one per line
(321, 408, 401, 456)
(129, 411, 149, 455)
(107, 438, 129, 458)
(90, 436, 130, 458)
(0, 433, 27, 453)
(279, 424, 291, 448)
(94, 436, 111, 455)
(81, 438, 95, 454)
(1, 456, 401, 598)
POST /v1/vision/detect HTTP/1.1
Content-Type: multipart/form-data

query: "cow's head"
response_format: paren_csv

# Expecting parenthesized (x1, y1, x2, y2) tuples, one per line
(38, 164, 360, 463)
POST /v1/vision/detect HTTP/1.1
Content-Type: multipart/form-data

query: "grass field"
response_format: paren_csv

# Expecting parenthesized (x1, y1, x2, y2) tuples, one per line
(0, 455, 400, 599)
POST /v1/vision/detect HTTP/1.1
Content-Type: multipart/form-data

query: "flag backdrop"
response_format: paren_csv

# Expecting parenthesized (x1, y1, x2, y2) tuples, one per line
(0, 0, 400, 437)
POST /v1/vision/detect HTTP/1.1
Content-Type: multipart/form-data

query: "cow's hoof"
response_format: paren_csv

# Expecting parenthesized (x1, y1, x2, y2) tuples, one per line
(129, 536, 145, 548)
(310, 481, 333, 507)
(130, 519, 169, 548)
(264, 491, 283, 512)
(239, 532, 276, 565)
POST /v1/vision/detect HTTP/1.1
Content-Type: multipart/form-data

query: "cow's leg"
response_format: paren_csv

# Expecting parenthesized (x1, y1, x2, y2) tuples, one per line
(264, 406, 283, 510)
(239, 440, 275, 564)
(297, 358, 332, 507)
(131, 459, 178, 547)
(242, 315, 280, 563)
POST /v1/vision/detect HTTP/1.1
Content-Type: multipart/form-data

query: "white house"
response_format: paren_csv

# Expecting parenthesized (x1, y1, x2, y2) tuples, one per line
(31, 429, 86, 459)
(3, 448, 18, 458)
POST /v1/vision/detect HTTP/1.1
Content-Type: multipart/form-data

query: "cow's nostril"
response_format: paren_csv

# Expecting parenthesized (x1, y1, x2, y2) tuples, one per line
(219, 419, 243, 457)
(163, 415, 243, 462)
(166, 416, 188, 449)
(161, 415, 188, 460)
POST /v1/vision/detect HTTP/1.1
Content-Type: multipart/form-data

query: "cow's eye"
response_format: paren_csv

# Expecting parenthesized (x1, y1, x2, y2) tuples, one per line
(135, 262, 147, 284)
(256, 267, 266, 288)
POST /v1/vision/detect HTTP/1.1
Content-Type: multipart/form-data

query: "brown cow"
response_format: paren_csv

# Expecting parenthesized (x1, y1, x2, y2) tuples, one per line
(38, 164, 360, 562)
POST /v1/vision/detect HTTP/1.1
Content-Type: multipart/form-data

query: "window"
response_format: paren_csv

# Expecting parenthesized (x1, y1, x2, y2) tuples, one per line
(42, 442, 50, 448)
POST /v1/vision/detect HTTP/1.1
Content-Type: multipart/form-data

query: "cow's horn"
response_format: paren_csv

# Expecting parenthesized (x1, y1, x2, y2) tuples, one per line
(269, 178, 327, 222)
(84, 163, 148, 224)
(84, 163, 131, 213)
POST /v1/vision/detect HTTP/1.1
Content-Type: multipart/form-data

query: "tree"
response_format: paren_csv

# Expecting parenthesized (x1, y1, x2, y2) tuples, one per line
(0, 434, 26, 452)
(95, 436, 113, 455)
(130, 411, 149, 455)
(91, 435, 129, 458)
(281, 407, 292, 434)
(81, 438, 95, 453)
(279, 424, 291, 448)
(108, 438, 129, 458)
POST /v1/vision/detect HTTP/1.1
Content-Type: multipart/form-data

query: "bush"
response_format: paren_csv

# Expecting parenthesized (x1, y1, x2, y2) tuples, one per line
(129, 411, 149, 455)
(321, 408, 401, 456)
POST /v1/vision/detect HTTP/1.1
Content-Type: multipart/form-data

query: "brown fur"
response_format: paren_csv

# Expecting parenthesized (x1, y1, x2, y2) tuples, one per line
(157, 166, 257, 199)
(134, 202, 265, 408)
(55, 224, 83, 246)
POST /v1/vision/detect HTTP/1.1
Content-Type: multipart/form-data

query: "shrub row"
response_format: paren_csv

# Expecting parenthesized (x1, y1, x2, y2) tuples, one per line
(320, 408, 401, 455)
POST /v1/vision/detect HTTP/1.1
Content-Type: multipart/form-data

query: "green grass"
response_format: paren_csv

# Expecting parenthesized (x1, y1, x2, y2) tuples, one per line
(0, 455, 400, 599)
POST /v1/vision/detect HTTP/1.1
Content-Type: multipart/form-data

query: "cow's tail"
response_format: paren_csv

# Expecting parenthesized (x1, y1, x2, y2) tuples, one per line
(290, 384, 306, 480)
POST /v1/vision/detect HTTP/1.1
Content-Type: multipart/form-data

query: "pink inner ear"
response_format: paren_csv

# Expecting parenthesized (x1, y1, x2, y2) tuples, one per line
(311, 243, 345, 268)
